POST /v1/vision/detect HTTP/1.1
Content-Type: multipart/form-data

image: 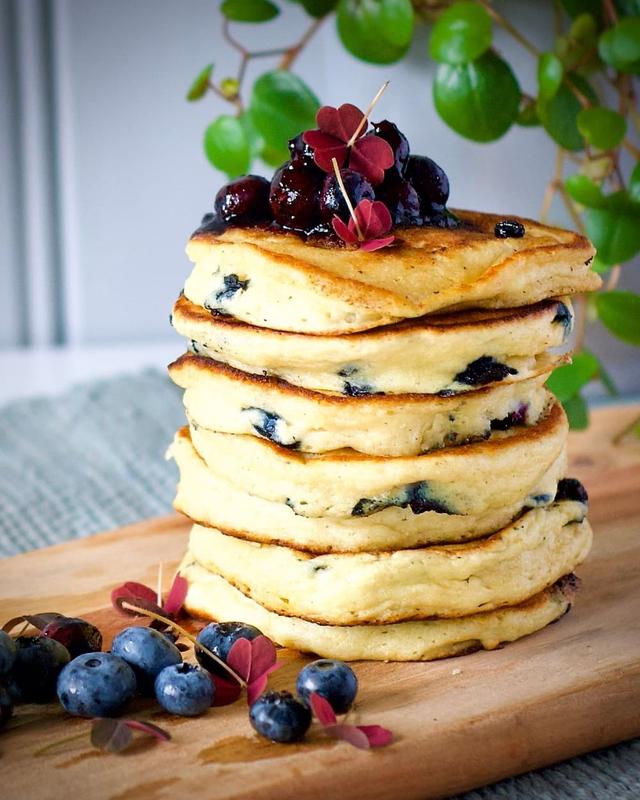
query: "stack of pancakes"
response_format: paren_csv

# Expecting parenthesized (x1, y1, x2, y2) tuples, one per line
(169, 210, 600, 661)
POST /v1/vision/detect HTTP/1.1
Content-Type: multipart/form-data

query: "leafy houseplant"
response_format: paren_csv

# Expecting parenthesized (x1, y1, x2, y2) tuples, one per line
(187, 0, 640, 429)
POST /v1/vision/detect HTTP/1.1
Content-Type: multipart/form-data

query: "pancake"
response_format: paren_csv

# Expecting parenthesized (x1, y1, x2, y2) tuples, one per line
(183, 211, 598, 334)
(168, 427, 567, 551)
(186, 500, 591, 624)
(187, 399, 567, 519)
(172, 295, 572, 395)
(179, 559, 580, 661)
(170, 354, 552, 456)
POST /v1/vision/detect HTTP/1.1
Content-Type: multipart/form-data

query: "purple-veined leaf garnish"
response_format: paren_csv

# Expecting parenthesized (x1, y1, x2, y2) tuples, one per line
(163, 574, 188, 617)
(2, 612, 65, 634)
(309, 692, 393, 750)
(90, 718, 170, 753)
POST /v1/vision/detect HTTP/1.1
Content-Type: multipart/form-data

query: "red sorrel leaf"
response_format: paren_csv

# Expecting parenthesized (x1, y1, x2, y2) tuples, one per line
(309, 692, 337, 726)
(359, 235, 395, 252)
(325, 724, 371, 750)
(247, 674, 268, 706)
(2, 613, 65, 634)
(111, 582, 164, 618)
(211, 674, 243, 707)
(357, 724, 393, 747)
(349, 136, 394, 185)
(316, 103, 366, 143)
(332, 215, 358, 245)
(354, 199, 393, 239)
(303, 130, 348, 174)
(124, 719, 171, 742)
(247, 636, 277, 683)
(163, 574, 188, 617)
(226, 637, 252, 683)
(91, 718, 133, 753)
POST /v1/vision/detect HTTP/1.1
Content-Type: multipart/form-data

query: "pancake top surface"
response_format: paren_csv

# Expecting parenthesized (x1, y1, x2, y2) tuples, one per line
(184, 209, 599, 333)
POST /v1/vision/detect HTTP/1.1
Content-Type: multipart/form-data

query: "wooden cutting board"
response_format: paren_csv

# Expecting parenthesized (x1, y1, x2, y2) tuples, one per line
(2, 403, 640, 800)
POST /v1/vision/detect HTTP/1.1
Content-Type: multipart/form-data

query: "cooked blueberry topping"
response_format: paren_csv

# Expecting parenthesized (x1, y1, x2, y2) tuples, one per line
(455, 356, 518, 386)
(215, 274, 249, 302)
(319, 169, 374, 223)
(405, 155, 450, 209)
(377, 174, 422, 225)
(490, 403, 529, 431)
(372, 120, 410, 174)
(215, 175, 271, 225)
(242, 407, 300, 449)
(494, 219, 525, 238)
(194, 212, 228, 235)
(352, 481, 454, 517)
(288, 133, 316, 167)
(269, 161, 323, 232)
(555, 478, 589, 503)
(553, 301, 573, 331)
(424, 204, 462, 229)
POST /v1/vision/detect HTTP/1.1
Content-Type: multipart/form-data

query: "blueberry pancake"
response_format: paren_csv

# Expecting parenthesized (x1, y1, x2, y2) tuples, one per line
(186, 399, 567, 519)
(185, 499, 591, 624)
(172, 295, 572, 396)
(179, 560, 580, 661)
(184, 212, 597, 335)
(168, 427, 566, 552)
(170, 353, 552, 456)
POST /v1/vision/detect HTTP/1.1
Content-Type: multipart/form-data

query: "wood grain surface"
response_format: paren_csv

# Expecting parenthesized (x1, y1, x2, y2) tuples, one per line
(1, 403, 639, 800)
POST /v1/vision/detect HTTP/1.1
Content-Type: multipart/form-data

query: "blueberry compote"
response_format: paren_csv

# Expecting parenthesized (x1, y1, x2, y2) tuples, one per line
(194, 113, 461, 240)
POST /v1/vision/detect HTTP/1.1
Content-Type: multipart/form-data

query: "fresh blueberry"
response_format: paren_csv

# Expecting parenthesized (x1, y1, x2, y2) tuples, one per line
(43, 617, 102, 659)
(154, 663, 213, 716)
(371, 120, 410, 174)
(56, 652, 137, 718)
(0, 685, 13, 728)
(249, 690, 311, 743)
(214, 175, 271, 225)
(494, 219, 525, 238)
(296, 659, 358, 714)
(12, 636, 70, 703)
(111, 627, 182, 693)
(0, 631, 17, 676)
(195, 621, 262, 677)
(555, 478, 589, 504)
(2, 674, 23, 704)
(405, 155, 450, 209)
(319, 168, 375, 224)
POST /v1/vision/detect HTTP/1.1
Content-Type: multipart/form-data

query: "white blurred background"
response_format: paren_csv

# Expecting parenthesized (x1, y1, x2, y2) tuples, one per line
(1, 0, 638, 403)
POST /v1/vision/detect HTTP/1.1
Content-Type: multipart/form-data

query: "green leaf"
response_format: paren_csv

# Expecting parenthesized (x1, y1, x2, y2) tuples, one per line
(297, 0, 338, 16)
(577, 106, 627, 150)
(591, 256, 612, 274)
(546, 351, 600, 403)
(433, 51, 520, 142)
(221, 0, 279, 22)
(536, 75, 595, 151)
(186, 63, 213, 101)
(598, 18, 640, 73)
(537, 52, 563, 100)
(565, 174, 606, 207)
(598, 359, 619, 397)
(261, 142, 289, 167)
(203, 115, 251, 177)
(249, 71, 319, 151)
(563, 394, 589, 430)
(595, 291, 640, 345)
(629, 162, 640, 203)
(516, 98, 540, 127)
(336, 0, 415, 64)
(429, 1, 492, 65)
(559, 0, 602, 22)
(583, 193, 640, 264)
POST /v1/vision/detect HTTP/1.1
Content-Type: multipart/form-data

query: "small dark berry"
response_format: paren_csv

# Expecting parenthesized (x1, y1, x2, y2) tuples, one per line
(288, 134, 316, 167)
(155, 663, 213, 716)
(13, 636, 70, 703)
(405, 155, 450, 210)
(555, 478, 589, 504)
(319, 169, 374, 223)
(490, 403, 529, 431)
(196, 621, 262, 678)
(269, 162, 322, 232)
(57, 652, 137, 717)
(0, 631, 17, 676)
(296, 659, 358, 714)
(111, 627, 182, 694)
(371, 120, 410, 174)
(377, 174, 421, 225)
(0, 685, 13, 729)
(495, 219, 525, 238)
(214, 175, 271, 225)
(250, 690, 311, 743)
(454, 356, 518, 386)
